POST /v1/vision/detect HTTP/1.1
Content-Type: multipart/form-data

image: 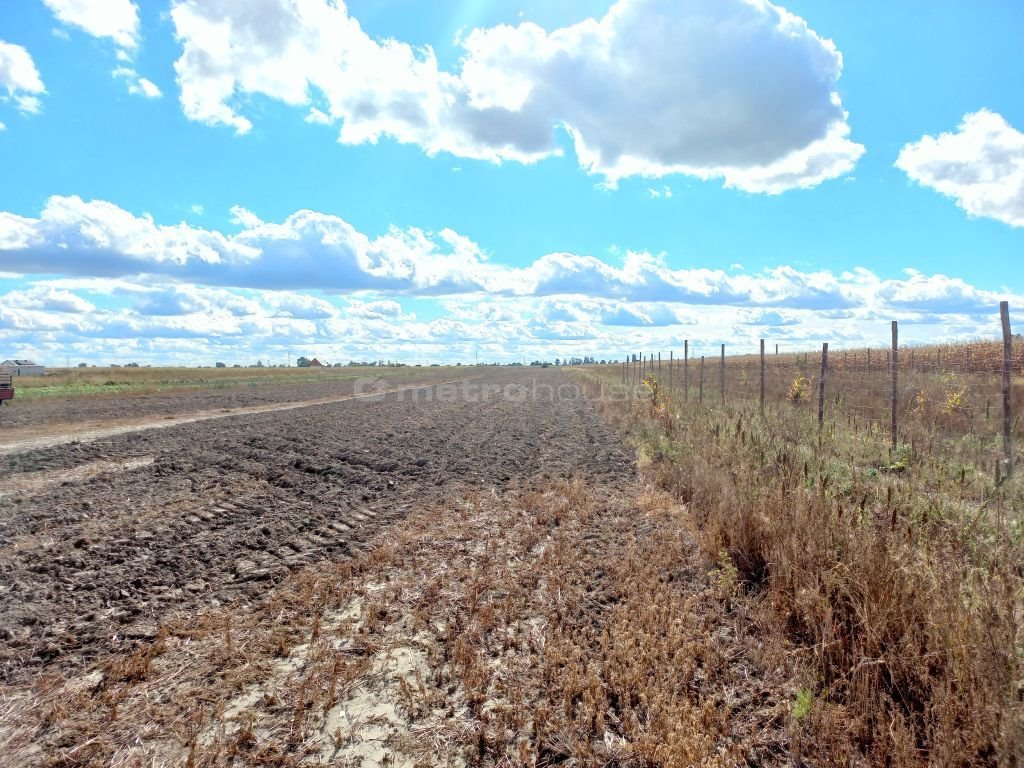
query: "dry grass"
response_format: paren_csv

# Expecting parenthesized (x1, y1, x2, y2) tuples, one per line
(575, 349, 1024, 766)
(1, 478, 801, 766)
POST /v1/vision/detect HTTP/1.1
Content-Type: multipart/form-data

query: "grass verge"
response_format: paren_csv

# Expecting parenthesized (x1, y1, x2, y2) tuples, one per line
(573, 368, 1024, 766)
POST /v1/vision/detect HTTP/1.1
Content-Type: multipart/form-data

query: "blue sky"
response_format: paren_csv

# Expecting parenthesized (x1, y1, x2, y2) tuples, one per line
(0, 0, 1021, 365)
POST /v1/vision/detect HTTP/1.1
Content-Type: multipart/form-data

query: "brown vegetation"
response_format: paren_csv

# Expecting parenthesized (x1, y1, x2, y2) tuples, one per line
(577, 340, 1024, 765)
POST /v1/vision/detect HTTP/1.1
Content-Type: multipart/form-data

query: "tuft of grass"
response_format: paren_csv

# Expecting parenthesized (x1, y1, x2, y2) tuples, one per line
(792, 688, 814, 722)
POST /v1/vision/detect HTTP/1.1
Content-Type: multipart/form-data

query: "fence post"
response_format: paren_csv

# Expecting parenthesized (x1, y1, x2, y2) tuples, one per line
(658, 352, 662, 383)
(891, 321, 899, 452)
(1001, 301, 1014, 477)
(818, 342, 829, 429)
(684, 340, 689, 402)
(760, 339, 765, 415)
(720, 344, 725, 404)
(669, 350, 673, 392)
(699, 356, 705, 404)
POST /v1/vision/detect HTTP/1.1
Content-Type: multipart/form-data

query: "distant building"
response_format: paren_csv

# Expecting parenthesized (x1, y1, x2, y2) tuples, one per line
(308, 358, 326, 368)
(0, 359, 45, 376)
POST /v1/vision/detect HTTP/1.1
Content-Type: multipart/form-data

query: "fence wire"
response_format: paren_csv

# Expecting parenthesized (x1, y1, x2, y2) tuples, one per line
(615, 327, 1021, 476)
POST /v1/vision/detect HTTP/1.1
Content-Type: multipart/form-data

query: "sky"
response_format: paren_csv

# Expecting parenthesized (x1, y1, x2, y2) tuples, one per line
(0, 0, 1022, 366)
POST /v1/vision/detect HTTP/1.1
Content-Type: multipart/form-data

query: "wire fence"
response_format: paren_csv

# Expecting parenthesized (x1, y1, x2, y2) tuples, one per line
(614, 302, 1020, 478)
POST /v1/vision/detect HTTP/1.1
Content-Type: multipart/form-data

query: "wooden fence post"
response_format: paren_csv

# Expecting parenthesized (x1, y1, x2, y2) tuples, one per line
(1001, 301, 1014, 477)
(699, 356, 705, 404)
(684, 340, 689, 402)
(760, 339, 765, 415)
(818, 343, 829, 429)
(658, 352, 662, 383)
(720, 344, 725, 404)
(891, 321, 899, 451)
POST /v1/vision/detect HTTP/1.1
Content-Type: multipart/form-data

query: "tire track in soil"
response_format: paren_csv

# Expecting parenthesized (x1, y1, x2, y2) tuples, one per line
(0, 371, 632, 686)
(0, 457, 155, 500)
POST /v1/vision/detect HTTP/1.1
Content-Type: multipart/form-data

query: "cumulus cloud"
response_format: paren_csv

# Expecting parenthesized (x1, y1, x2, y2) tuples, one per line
(895, 110, 1024, 227)
(114, 67, 162, 98)
(41, 0, 163, 100)
(170, 0, 862, 191)
(41, 0, 140, 50)
(0, 41, 46, 115)
(229, 205, 264, 229)
(346, 299, 405, 319)
(1, 196, 1017, 323)
(3, 286, 95, 313)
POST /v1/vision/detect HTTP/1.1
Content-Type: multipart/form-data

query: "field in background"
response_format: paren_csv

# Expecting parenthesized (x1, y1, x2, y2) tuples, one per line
(615, 336, 1022, 475)
(9, 365, 453, 399)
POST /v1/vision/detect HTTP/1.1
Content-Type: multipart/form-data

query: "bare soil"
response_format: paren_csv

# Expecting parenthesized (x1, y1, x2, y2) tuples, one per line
(0, 369, 798, 767)
(0, 370, 629, 687)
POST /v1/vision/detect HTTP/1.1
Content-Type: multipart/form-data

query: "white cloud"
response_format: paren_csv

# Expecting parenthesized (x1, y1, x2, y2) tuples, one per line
(346, 299, 405, 319)
(229, 205, 264, 229)
(895, 109, 1024, 227)
(42, 0, 162, 100)
(169, 0, 862, 192)
(41, 0, 140, 50)
(113, 67, 163, 98)
(3, 285, 96, 313)
(1, 196, 1017, 334)
(0, 121, 5, 131)
(1, 275, 1017, 367)
(0, 41, 46, 115)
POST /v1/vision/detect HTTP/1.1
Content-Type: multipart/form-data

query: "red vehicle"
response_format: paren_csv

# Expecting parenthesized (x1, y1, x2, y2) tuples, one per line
(0, 373, 14, 405)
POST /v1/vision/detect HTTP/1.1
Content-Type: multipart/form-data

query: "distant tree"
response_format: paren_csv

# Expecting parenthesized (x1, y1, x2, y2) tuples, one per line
(254, 360, 264, 368)
(215, 362, 226, 368)
(554, 358, 561, 366)
(126, 362, 140, 368)
(78, 362, 87, 368)
(296, 356, 311, 368)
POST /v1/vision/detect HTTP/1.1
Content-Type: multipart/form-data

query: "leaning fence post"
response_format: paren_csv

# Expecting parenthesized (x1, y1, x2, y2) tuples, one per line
(760, 339, 765, 415)
(699, 355, 705, 404)
(684, 340, 689, 402)
(720, 344, 725, 404)
(891, 321, 899, 452)
(1001, 301, 1014, 477)
(818, 342, 829, 429)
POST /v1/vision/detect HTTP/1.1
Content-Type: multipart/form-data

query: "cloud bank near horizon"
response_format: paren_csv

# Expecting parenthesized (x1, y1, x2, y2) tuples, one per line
(0, 195, 1016, 365)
